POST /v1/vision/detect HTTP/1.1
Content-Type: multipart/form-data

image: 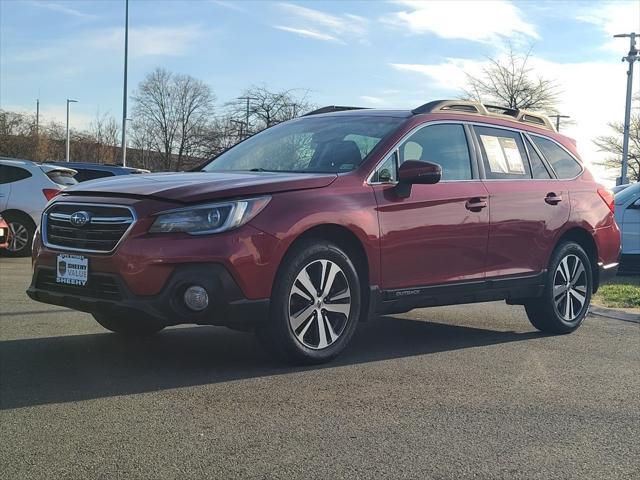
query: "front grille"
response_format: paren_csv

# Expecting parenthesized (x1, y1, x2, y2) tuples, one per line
(44, 203, 135, 253)
(36, 269, 122, 300)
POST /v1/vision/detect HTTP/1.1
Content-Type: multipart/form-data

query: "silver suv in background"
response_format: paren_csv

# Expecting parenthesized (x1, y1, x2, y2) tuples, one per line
(615, 183, 640, 274)
(0, 158, 77, 256)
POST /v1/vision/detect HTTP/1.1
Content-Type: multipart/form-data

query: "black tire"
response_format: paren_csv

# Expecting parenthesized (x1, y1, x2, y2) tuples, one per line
(525, 242, 592, 334)
(93, 313, 165, 336)
(256, 239, 362, 365)
(2, 212, 35, 257)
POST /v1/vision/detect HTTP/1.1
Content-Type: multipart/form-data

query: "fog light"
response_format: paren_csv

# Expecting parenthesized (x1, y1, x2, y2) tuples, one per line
(184, 285, 209, 311)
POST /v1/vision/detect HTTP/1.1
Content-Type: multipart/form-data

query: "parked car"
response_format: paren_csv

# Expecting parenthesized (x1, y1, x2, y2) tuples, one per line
(614, 182, 639, 274)
(45, 162, 149, 182)
(0, 158, 77, 256)
(612, 183, 631, 194)
(0, 214, 9, 250)
(27, 100, 621, 364)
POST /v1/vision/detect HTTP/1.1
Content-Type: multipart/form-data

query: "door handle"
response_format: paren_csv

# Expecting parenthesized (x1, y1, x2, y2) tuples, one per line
(465, 197, 487, 212)
(545, 193, 563, 205)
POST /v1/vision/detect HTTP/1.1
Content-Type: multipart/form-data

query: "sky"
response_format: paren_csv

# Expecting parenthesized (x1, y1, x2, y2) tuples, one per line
(1, 0, 639, 182)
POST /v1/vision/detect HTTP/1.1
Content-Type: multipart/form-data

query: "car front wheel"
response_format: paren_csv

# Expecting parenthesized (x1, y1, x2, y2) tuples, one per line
(3, 213, 35, 257)
(257, 239, 361, 365)
(525, 241, 592, 334)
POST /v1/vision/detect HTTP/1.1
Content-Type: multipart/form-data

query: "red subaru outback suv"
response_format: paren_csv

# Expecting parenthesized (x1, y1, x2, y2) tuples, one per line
(28, 100, 620, 364)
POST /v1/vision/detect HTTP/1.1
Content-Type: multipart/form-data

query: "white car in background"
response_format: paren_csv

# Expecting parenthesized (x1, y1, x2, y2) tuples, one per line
(0, 158, 77, 256)
(614, 182, 640, 274)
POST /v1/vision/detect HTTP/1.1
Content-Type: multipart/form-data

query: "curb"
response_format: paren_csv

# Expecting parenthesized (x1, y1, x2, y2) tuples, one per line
(589, 305, 640, 324)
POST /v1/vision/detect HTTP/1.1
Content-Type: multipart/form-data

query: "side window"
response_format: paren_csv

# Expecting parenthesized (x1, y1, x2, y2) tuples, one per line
(372, 151, 398, 183)
(524, 137, 552, 179)
(531, 136, 583, 179)
(474, 126, 531, 180)
(398, 124, 472, 181)
(0, 165, 32, 184)
(74, 169, 114, 182)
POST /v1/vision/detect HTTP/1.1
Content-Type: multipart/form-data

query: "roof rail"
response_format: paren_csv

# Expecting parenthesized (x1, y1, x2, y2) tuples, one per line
(411, 99, 556, 131)
(303, 106, 368, 116)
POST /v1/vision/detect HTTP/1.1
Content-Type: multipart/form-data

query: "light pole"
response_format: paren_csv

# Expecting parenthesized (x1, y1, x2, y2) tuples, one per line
(120, 0, 129, 167)
(65, 99, 78, 162)
(614, 32, 638, 185)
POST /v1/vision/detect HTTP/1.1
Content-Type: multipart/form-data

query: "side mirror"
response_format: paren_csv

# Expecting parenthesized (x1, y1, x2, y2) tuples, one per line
(631, 198, 640, 209)
(395, 160, 442, 198)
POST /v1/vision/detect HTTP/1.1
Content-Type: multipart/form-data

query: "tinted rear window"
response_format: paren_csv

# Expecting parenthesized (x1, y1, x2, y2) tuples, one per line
(47, 170, 78, 186)
(74, 169, 115, 182)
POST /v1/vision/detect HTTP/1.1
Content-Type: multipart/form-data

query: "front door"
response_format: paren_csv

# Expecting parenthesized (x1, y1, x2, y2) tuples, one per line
(373, 123, 490, 290)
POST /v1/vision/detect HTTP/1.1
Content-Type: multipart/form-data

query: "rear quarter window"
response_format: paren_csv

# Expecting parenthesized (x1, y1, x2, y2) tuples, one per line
(0, 165, 32, 184)
(531, 136, 583, 179)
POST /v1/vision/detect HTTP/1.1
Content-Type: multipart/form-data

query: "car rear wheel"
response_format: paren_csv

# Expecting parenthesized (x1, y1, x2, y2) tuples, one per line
(2, 212, 35, 257)
(257, 239, 361, 365)
(93, 313, 165, 336)
(525, 241, 592, 334)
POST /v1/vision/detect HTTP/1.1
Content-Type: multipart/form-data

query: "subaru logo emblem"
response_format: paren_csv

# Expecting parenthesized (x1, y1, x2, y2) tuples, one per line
(70, 211, 91, 227)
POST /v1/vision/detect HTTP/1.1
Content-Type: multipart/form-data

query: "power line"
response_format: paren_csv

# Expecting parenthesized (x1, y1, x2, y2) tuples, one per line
(548, 113, 570, 132)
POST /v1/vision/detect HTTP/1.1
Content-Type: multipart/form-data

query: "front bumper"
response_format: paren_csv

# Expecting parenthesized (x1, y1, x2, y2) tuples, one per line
(27, 263, 269, 328)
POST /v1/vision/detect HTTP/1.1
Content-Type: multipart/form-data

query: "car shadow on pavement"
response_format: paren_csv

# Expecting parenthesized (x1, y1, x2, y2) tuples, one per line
(0, 315, 541, 410)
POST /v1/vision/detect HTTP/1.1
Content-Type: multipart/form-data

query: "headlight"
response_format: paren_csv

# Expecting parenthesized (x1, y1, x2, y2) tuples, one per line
(149, 196, 271, 235)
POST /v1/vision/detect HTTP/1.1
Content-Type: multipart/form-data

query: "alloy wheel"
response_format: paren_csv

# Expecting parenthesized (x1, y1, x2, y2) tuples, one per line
(288, 259, 351, 350)
(552, 254, 588, 321)
(8, 222, 29, 253)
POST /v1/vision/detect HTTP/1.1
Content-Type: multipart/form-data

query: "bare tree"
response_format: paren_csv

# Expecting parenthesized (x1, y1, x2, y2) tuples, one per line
(227, 86, 314, 135)
(132, 68, 216, 171)
(88, 112, 119, 164)
(594, 95, 640, 182)
(463, 45, 559, 111)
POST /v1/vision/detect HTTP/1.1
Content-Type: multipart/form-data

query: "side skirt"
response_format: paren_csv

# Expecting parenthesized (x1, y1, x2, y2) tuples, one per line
(374, 273, 546, 315)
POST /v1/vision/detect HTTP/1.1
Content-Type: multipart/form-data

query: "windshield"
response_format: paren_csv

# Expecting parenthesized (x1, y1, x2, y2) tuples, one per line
(615, 182, 639, 204)
(202, 115, 404, 173)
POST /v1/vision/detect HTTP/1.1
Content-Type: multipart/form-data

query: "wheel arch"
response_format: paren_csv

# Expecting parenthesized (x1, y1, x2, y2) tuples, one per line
(555, 227, 600, 293)
(279, 223, 374, 320)
(0, 208, 37, 229)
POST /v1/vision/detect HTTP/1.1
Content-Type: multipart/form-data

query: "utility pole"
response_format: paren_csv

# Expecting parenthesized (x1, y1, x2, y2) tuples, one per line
(65, 99, 78, 162)
(35, 98, 40, 161)
(549, 113, 570, 132)
(237, 96, 256, 138)
(614, 32, 638, 185)
(120, 0, 129, 167)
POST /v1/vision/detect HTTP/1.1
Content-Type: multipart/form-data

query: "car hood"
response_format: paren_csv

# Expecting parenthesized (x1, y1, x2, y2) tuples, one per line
(64, 171, 338, 203)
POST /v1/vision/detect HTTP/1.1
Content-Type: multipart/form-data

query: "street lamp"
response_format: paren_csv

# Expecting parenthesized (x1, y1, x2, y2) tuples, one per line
(613, 32, 638, 185)
(65, 99, 78, 162)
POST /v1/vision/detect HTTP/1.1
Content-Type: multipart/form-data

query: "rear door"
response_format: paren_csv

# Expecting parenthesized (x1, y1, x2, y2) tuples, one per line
(473, 125, 570, 278)
(373, 122, 490, 289)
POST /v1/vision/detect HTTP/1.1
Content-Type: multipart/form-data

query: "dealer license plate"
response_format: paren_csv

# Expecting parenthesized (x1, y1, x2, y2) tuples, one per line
(56, 254, 88, 286)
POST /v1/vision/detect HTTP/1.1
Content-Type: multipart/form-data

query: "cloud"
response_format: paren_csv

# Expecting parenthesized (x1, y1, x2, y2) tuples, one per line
(26, 0, 97, 20)
(274, 2, 367, 43)
(274, 26, 340, 43)
(576, 1, 640, 53)
(359, 96, 389, 107)
(210, 0, 247, 13)
(9, 25, 204, 63)
(89, 26, 204, 57)
(383, 0, 538, 43)
(390, 55, 634, 183)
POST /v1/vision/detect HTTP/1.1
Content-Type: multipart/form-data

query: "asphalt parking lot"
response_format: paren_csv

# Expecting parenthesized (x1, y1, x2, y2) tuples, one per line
(1, 257, 638, 479)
